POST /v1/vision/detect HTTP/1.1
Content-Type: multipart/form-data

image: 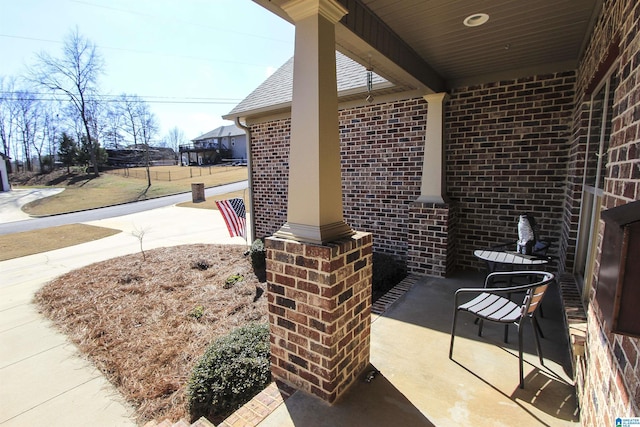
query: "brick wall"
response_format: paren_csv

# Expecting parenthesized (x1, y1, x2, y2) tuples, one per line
(574, 0, 640, 423)
(446, 73, 576, 269)
(250, 119, 291, 238)
(339, 100, 426, 260)
(251, 80, 575, 272)
(406, 202, 457, 276)
(251, 99, 427, 262)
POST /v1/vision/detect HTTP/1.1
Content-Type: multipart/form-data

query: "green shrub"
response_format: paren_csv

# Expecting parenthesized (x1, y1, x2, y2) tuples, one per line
(249, 239, 266, 282)
(372, 252, 406, 302)
(187, 322, 271, 423)
(224, 273, 244, 289)
(189, 305, 204, 320)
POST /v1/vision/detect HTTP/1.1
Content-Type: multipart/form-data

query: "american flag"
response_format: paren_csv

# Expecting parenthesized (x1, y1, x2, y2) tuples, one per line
(215, 198, 246, 238)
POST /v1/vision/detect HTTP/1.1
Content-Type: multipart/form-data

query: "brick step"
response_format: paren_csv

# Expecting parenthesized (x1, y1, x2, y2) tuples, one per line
(143, 417, 215, 427)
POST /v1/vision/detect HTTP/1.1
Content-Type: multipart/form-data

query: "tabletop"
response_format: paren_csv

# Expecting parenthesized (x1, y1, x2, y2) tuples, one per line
(473, 250, 549, 266)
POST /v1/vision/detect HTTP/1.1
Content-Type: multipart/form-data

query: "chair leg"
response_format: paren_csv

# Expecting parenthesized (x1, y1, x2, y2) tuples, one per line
(504, 324, 509, 343)
(449, 309, 459, 359)
(478, 318, 484, 337)
(531, 316, 544, 366)
(534, 313, 545, 338)
(518, 325, 525, 389)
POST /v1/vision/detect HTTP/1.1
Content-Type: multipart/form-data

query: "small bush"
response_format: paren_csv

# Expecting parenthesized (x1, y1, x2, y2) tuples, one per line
(224, 273, 244, 289)
(189, 305, 204, 320)
(187, 322, 271, 423)
(372, 252, 406, 302)
(249, 239, 266, 282)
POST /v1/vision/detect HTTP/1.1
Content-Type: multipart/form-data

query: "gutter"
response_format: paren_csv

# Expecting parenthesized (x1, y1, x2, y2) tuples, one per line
(234, 117, 256, 244)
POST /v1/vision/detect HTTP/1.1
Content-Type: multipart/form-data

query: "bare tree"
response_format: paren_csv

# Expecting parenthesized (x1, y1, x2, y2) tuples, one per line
(30, 27, 104, 176)
(38, 103, 61, 172)
(118, 93, 158, 186)
(139, 103, 158, 187)
(118, 93, 142, 145)
(0, 77, 18, 171)
(104, 104, 124, 149)
(13, 89, 43, 172)
(163, 126, 186, 164)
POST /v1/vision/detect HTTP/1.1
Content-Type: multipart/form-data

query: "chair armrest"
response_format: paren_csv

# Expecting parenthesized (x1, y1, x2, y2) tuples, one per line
(484, 270, 551, 288)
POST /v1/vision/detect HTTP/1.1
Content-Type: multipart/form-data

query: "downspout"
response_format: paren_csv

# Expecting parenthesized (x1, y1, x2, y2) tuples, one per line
(235, 117, 256, 243)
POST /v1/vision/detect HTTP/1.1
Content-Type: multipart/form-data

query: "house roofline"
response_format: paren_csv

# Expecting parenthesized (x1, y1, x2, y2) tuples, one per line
(223, 80, 399, 122)
(225, 87, 427, 125)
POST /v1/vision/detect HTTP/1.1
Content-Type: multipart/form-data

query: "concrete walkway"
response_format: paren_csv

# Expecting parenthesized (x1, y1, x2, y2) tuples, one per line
(0, 200, 247, 426)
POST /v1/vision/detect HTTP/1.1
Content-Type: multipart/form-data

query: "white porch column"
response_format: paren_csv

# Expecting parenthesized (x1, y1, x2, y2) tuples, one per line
(274, 0, 354, 245)
(417, 92, 449, 204)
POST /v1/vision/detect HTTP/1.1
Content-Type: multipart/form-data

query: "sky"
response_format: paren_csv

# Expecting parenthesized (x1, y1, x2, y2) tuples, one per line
(0, 0, 295, 142)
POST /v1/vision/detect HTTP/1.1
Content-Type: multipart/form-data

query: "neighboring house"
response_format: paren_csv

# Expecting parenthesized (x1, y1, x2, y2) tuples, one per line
(181, 124, 247, 166)
(0, 152, 10, 192)
(224, 0, 640, 422)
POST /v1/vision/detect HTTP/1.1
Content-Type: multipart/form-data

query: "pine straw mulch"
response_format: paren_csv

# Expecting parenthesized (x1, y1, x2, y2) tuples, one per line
(34, 244, 266, 425)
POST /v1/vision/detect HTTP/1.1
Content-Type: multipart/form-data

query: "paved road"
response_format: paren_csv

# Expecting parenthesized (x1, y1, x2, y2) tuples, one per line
(0, 181, 248, 235)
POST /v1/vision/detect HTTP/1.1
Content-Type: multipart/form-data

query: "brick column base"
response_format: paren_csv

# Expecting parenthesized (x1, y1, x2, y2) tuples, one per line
(407, 202, 457, 277)
(265, 231, 373, 403)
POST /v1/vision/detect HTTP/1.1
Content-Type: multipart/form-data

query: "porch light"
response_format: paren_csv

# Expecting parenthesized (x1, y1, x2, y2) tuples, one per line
(463, 13, 489, 27)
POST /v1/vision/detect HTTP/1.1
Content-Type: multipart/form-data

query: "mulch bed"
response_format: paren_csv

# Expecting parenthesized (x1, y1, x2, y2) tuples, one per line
(34, 244, 266, 424)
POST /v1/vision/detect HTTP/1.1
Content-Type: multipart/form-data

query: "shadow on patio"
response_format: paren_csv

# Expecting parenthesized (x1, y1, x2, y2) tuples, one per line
(259, 271, 579, 426)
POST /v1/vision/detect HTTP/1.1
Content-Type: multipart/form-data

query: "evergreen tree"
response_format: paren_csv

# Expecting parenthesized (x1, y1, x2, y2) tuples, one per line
(58, 132, 77, 173)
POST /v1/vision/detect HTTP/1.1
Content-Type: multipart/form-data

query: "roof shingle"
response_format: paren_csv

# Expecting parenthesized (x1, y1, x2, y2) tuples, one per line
(225, 51, 387, 118)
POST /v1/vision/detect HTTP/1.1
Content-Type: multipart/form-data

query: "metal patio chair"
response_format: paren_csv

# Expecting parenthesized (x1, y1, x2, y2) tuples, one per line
(449, 271, 555, 389)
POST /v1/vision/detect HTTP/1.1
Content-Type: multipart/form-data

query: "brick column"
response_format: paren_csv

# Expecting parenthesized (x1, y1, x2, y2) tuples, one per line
(266, 232, 372, 403)
(407, 202, 457, 277)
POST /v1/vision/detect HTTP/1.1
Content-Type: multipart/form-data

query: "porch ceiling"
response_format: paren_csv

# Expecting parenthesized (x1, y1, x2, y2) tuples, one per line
(254, 0, 601, 91)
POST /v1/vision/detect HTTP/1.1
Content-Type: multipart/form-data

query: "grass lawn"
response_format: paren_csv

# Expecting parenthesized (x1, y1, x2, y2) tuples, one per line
(11, 165, 247, 216)
(1, 166, 249, 261)
(0, 224, 121, 261)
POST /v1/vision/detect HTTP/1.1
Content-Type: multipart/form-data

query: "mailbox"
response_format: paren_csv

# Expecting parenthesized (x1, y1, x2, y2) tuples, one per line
(596, 200, 640, 337)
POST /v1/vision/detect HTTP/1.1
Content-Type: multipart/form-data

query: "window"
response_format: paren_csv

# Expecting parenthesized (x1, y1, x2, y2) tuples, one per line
(575, 68, 618, 302)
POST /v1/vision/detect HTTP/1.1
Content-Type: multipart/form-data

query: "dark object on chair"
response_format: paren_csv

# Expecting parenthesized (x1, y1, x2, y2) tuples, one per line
(449, 271, 555, 389)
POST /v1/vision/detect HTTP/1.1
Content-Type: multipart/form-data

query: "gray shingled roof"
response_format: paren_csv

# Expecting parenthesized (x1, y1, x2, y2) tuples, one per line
(192, 124, 245, 142)
(225, 51, 387, 118)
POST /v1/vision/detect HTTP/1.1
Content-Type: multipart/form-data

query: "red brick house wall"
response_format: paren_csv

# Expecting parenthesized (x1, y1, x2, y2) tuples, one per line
(446, 73, 576, 269)
(572, 0, 640, 423)
(249, 118, 291, 239)
(250, 74, 576, 272)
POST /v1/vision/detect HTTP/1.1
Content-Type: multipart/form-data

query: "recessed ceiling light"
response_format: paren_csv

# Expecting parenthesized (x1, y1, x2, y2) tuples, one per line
(463, 13, 489, 27)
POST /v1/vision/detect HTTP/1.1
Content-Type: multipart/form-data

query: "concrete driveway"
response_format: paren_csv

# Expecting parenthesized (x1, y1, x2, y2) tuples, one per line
(0, 188, 64, 223)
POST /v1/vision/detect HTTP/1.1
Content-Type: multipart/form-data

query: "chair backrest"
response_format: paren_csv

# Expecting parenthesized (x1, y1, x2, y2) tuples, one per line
(522, 272, 554, 316)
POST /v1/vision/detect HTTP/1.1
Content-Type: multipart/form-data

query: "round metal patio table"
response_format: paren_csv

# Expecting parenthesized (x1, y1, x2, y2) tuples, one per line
(473, 249, 549, 273)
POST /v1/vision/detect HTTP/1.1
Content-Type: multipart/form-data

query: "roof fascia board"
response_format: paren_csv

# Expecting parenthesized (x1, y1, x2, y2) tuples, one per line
(336, 0, 444, 93)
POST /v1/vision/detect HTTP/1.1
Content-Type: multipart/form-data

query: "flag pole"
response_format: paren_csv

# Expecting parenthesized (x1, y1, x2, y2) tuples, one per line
(243, 188, 249, 245)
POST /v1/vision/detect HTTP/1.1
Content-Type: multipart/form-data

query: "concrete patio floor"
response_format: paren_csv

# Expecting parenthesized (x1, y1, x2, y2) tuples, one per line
(258, 272, 579, 427)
